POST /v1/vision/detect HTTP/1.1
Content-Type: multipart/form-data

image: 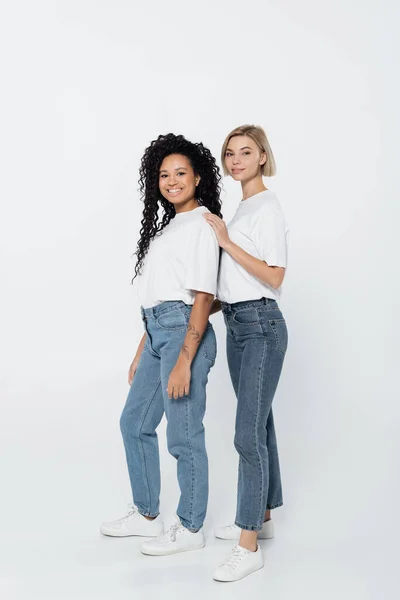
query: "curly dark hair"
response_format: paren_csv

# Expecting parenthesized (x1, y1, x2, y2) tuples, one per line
(133, 133, 222, 278)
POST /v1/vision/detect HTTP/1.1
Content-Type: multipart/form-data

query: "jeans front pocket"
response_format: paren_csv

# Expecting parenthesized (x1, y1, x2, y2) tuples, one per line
(156, 308, 188, 331)
(232, 307, 260, 326)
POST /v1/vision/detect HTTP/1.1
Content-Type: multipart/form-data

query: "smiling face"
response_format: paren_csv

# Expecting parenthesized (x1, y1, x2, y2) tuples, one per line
(159, 154, 200, 211)
(224, 135, 266, 182)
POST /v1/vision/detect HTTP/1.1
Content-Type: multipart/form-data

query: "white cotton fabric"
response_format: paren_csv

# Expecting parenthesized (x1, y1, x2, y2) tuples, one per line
(217, 190, 289, 304)
(138, 206, 219, 308)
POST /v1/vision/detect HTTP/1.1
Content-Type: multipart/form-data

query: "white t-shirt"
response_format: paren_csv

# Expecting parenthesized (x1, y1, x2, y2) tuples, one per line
(138, 205, 219, 308)
(217, 190, 288, 304)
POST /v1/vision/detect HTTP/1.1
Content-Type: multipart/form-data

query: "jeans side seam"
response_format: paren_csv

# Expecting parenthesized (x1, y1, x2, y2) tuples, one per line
(255, 337, 268, 529)
(236, 457, 241, 523)
(229, 335, 240, 518)
(185, 396, 195, 528)
(137, 377, 162, 513)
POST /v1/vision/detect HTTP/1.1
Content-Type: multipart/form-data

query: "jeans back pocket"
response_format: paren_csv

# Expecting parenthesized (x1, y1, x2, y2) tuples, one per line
(268, 318, 288, 354)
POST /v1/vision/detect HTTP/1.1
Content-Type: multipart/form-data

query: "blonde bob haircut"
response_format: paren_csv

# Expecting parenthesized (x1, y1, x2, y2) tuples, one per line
(221, 124, 276, 177)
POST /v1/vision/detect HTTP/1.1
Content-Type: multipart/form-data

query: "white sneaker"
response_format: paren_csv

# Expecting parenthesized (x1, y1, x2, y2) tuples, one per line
(213, 544, 264, 582)
(100, 503, 163, 537)
(141, 516, 205, 556)
(215, 519, 274, 540)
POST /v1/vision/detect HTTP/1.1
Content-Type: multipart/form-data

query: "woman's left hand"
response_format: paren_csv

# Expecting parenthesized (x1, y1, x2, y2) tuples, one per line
(203, 213, 231, 249)
(167, 359, 191, 400)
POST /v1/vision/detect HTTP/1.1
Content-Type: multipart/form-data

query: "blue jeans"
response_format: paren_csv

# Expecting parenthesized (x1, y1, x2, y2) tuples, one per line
(222, 298, 288, 531)
(120, 301, 216, 530)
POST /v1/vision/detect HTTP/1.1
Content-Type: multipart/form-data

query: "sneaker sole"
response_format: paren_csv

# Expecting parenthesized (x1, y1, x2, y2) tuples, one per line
(100, 528, 162, 538)
(141, 542, 205, 556)
(213, 563, 264, 582)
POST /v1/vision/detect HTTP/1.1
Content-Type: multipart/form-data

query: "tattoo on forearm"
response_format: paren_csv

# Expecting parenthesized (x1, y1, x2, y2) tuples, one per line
(187, 322, 201, 344)
(180, 322, 202, 361)
(181, 345, 190, 360)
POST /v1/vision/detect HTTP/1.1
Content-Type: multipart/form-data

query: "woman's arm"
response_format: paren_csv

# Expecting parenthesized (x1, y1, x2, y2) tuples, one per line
(210, 298, 222, 315)
(204, 213, 285, 290)
(223, 241, 285, 289)
(167, 292, 214, 400)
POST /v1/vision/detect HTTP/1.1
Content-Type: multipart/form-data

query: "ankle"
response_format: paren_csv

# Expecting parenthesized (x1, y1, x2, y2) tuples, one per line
(143, 515, 156, 521)
(239, 530, 258, 552)
(240, 541, 257, 552)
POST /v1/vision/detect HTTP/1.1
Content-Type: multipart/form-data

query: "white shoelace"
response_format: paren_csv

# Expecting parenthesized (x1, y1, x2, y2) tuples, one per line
(117, 503, 138, 523)
(220, 546, 249, 570)
(163, 521, 185, 543)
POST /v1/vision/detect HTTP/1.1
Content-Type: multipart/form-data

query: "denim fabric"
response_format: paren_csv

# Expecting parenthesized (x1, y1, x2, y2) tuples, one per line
(120, 301, 216, 530)
(222, 298, 288, 531)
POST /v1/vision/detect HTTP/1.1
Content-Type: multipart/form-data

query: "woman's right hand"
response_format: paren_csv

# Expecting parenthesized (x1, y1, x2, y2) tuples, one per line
(128, 358, 139, 386)
(128, 332, 147, 385)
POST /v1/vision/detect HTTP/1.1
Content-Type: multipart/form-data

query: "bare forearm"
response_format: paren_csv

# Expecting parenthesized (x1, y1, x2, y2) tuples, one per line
(179, 293, 214, 365)
(224, 241, 285, 289)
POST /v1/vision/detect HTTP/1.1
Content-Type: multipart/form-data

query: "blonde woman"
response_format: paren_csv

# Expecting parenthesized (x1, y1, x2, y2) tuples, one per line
(204, 125, 288, 581)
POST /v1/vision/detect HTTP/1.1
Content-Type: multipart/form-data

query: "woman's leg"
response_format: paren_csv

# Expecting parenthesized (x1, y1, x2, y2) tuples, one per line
(120, 340, 164, 517)
(161, 325, 216, 530)
(232, 333, 286, 545)
(226, 333, 282, 524)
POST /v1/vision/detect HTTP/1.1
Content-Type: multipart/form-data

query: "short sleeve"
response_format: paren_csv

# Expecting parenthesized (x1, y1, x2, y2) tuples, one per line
(255, 206, 288, 268)
(184, 221, 219, 295)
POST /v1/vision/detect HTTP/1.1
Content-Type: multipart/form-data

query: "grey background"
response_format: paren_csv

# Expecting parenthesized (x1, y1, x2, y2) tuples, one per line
(1, 1, 398, 598)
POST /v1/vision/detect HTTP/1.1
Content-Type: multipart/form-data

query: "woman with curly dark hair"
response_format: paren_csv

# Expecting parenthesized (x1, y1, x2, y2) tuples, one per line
(100, 133, 222, 557)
